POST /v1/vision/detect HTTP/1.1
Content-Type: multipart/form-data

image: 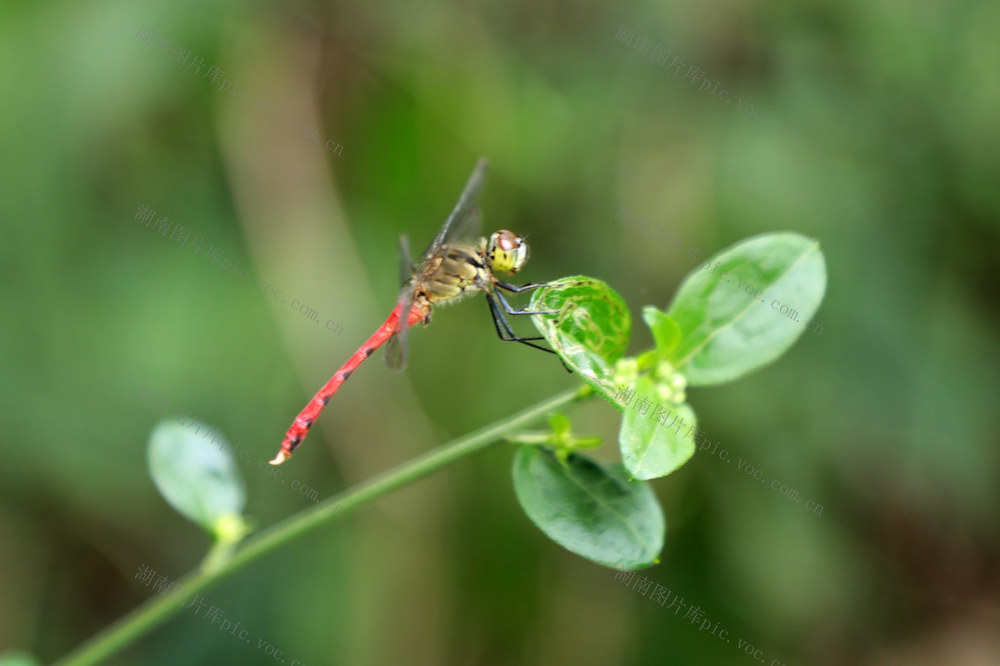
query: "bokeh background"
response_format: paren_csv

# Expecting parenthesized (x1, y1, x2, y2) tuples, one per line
(2, 1, 999, 664)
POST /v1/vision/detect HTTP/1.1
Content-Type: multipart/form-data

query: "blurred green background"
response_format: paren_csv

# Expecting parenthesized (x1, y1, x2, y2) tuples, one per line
(2, 0, 998, 664)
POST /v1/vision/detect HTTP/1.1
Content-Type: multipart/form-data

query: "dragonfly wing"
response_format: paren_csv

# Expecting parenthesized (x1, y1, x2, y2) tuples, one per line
(386, 235, 417, 372)
(384, 285, 414, 372)
(398, 234, 416, 286)
(417, 158, 488, 263)
(388, 158, 488, 372)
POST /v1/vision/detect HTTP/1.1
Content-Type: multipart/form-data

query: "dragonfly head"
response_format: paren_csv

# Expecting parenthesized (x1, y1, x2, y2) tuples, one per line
(487, 230, 529, 275)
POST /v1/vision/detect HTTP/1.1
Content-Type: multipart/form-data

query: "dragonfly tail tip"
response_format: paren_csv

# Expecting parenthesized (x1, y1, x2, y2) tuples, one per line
(269, 450, 291, 466)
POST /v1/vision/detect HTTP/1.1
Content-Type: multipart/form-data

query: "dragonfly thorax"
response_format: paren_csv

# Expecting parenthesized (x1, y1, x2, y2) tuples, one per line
(419, 245, 491, 304)
(487, 230, 529, 275)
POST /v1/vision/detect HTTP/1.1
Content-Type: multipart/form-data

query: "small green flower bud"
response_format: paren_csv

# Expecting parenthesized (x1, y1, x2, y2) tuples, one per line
(669, 373, 686, 392)
(613, 357, 639, 384)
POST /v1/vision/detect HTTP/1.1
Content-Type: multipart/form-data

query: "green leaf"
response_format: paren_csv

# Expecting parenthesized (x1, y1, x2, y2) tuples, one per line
(642, 306, 682, 357)
(530, 276, 631, 406)
(619, 375, 697, 480)
(147, 420, 246, 533)
(512, 446, 665, 569)
(666, 232, 826, 385)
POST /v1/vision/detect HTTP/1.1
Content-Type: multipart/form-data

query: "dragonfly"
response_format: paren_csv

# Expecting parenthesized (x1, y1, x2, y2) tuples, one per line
(269, 158, 558, 465)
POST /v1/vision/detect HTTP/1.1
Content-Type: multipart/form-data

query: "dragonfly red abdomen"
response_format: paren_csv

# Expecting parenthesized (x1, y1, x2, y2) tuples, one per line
(269, 301, 428, 465)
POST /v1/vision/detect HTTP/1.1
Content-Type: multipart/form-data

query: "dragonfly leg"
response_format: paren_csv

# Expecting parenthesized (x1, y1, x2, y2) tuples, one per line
(487, 295, 572, 372)
(493, 287, 559, 316)
(495, 280, 550, 293)
(486, 294, 556, 354)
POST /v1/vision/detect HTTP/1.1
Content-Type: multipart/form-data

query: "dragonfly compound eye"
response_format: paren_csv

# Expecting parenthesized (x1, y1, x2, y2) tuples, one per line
(488, 230, 529, 274)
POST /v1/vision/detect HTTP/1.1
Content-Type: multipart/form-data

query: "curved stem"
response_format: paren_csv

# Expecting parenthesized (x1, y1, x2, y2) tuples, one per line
(55, 385, 589, 666)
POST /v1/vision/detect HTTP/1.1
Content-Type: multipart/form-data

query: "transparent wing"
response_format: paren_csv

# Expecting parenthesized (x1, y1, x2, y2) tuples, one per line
(398, 234, 416, 285)
(388, 159, 488, 371)
(384, 293, 412, 372)
(417, 158, 488, 265)
(385, 236, 417, 372)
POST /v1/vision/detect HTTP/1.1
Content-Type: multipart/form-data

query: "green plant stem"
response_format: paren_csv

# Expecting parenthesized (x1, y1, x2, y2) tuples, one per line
(55, 385, 589, 666)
